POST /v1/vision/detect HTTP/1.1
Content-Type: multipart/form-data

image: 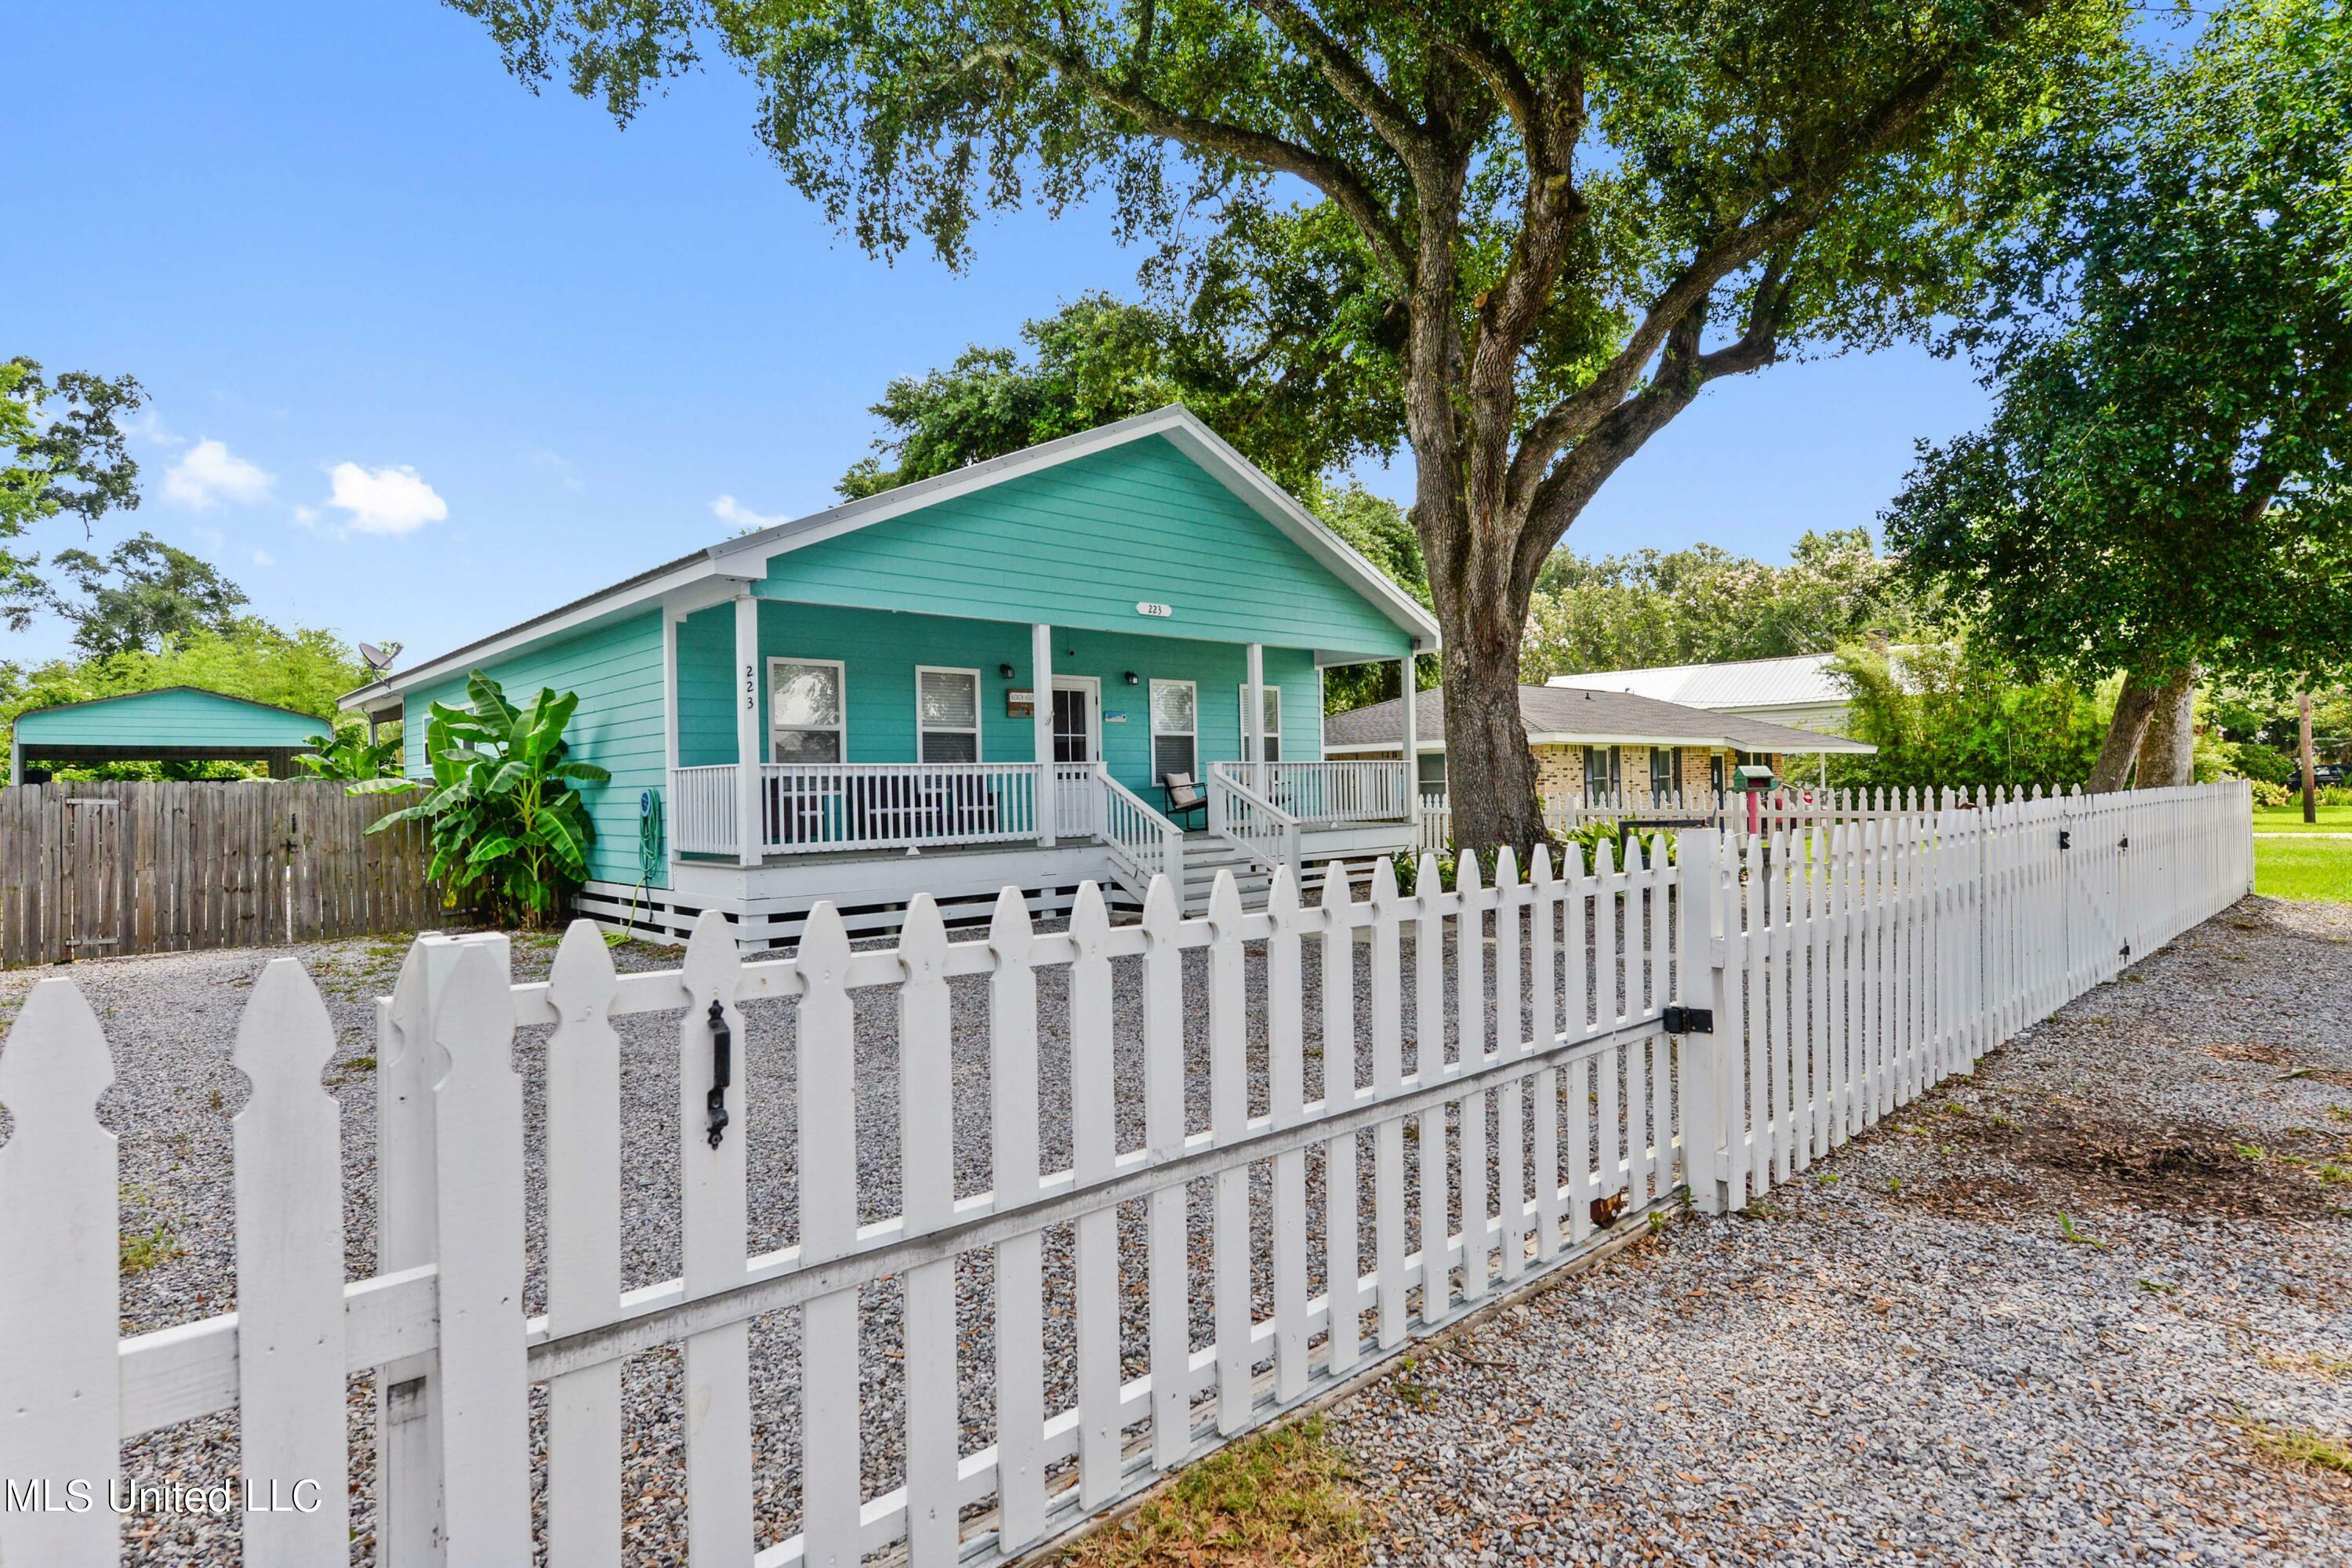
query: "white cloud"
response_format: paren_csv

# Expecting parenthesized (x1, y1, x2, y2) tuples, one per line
(325, 462, 448, 536)
(190, 524, 226, 553)
(251, 548, 276, 567)
(163, 439, 274, 510)
(711, 494, 786, 531)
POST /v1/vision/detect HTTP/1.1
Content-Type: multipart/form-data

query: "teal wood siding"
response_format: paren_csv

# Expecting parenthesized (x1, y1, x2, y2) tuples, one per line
(674, 605, 735, 768)
(401, 611, 668, 888)
(18, 688, 321, 748)
(692, 601, 1319, 800)
(760, 437, 1412, 659)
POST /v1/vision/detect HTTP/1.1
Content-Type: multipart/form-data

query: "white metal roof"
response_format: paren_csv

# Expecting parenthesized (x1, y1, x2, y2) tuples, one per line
(1546, 652, 1850, 712)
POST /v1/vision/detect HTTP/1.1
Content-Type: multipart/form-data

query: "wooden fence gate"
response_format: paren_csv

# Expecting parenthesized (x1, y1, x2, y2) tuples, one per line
(0, 779, 446, 967)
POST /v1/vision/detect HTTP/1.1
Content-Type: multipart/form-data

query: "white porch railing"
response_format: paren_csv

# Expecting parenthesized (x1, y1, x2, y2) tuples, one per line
(1259, 759, 1411, 824)
(1208, 761, 1301, 874)
(1098, 769, 1185, 896)
(671, 763, 742, 855)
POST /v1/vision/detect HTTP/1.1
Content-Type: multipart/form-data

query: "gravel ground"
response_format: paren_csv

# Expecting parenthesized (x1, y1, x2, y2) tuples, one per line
(1328, 894, 2352, 1567)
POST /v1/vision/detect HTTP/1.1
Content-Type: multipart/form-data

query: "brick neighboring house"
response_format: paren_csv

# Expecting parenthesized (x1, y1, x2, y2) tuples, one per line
(1323, 684, 1875, 804)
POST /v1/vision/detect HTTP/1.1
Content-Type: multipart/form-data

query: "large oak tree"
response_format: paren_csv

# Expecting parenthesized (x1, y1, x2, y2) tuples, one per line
(458, 0, 2117, 851)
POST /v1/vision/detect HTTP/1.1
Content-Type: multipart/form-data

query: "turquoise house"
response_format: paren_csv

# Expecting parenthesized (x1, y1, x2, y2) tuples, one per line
(343, 408, 1437, 942)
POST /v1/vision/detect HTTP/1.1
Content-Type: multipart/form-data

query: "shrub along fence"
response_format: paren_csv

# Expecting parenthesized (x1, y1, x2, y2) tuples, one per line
(0, 783, 2251, 1566)
(0, 778, 444, 967)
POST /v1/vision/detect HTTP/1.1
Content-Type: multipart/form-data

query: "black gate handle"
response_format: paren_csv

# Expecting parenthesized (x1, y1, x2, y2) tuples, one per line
(706, 1000, 732, 1149)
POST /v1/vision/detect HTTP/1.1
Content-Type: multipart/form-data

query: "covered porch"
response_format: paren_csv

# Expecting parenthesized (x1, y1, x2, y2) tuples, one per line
(659, 596, 1421, 909)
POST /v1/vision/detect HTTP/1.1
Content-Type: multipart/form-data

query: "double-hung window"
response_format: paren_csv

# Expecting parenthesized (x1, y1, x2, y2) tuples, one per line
(1150, 680, 1197, 781)
(1650, 746, 1681, 801)
(1236, 684, 1283, 763)
(769, 659, 844, 764)
(915, 666, 981, 764)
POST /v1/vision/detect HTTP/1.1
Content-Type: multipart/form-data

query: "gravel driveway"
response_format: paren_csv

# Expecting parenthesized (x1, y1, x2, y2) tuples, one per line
(1329, 895, 2352, 1566)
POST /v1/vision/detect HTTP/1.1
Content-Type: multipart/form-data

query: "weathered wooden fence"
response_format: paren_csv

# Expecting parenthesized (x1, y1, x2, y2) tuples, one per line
(0, 783, 2252, 1566)
(0, 779, 444, 967)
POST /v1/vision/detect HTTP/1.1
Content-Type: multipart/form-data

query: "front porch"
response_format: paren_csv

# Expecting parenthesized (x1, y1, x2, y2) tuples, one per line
(647, 595, 1421, 928)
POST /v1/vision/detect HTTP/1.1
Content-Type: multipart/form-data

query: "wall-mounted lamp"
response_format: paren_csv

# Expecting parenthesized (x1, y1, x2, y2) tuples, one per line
(1123, 670, 1139, 686)
(999, 663, 1017, 681)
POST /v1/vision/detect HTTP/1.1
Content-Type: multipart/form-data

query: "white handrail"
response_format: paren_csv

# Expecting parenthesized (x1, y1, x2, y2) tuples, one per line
(1207, 762, 1301, 875)
(750, 761, 1042, 855)
(1258, 760, 1411, 824)
(1097, 768, 1185, 898)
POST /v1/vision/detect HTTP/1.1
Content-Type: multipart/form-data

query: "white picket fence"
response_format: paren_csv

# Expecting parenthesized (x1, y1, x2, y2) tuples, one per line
(0, 783, 2252, 1566)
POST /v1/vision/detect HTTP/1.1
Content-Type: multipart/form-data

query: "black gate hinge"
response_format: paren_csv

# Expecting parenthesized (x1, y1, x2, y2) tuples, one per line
(2058, 829, 2071, 851)
(2118, 835, 2129, 851)
(1663, 1004, 1714, 1034)
(2120, 942, 2132, 960)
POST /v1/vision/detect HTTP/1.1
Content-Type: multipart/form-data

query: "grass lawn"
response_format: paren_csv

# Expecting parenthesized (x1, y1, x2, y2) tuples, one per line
(2255, 834, 2352, 902)
(2251, 804, 2352, 834)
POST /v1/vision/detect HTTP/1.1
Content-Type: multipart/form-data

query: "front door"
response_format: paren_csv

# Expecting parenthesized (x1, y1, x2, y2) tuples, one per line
(1052, 683, 1094, 764)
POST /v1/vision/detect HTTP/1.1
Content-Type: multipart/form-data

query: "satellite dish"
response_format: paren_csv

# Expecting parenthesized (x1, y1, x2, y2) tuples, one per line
(359, 641, 402, 671)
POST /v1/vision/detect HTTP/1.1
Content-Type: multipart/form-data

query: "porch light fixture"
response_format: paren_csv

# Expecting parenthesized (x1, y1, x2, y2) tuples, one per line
(999, 663, 1016, 680)
(1123, 671, 1138, 685)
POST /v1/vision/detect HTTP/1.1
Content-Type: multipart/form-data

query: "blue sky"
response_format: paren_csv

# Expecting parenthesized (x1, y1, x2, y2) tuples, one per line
(9, 1, 1992, 666)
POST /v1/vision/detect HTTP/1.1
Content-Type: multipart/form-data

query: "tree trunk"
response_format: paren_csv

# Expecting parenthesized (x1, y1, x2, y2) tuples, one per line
(2300, 688, 2319, 825)
(1425, 574, 1546, 860)
(2135, 667, 2197, 788)
(2086, 669, 2161, 793)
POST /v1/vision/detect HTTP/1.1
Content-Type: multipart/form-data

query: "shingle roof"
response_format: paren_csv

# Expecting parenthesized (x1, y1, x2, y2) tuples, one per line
(1323, 684, 1875, 754)
(1545, 652, 1849, 710)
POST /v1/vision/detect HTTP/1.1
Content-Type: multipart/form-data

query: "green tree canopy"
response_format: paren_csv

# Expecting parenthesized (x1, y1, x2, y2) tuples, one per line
(41, 531, 249, 657)
(841, 285, 1401, 502)
(1521, 528, 1937, 681)
(1886, 0, 2352, 785)
(2, 356, 145, 630)
(457, 0, 2120, 854)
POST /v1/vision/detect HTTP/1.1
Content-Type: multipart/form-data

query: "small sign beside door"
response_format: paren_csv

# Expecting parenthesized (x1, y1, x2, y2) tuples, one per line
(1006, 688, 1035, 717)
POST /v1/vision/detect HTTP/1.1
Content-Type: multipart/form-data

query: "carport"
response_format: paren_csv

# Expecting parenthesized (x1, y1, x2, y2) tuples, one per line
(8, 686, 325, 782)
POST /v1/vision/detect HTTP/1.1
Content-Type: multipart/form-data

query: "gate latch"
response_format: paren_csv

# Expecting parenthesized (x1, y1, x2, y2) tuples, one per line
(705, 1000, 732, 1149)
(2118, 835, 2129, 851)
(1663, 1004, 1714, 1035)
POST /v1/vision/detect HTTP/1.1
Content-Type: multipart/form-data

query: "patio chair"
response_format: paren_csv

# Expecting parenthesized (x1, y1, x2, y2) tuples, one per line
(1159, 771, 1209, 829)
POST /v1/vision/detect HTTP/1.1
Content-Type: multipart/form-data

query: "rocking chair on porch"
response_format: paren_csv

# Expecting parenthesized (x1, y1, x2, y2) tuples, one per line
(1159, 771, 1209, 829)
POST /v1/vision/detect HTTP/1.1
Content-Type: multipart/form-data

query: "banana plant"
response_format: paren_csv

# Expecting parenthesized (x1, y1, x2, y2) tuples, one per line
(356, 671, 609, 927)
(296, 727, 402, 782)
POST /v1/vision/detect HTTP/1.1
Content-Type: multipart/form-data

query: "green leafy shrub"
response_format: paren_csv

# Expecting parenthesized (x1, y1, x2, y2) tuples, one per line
(2250, 779, 2292, 809)
(296, 728, 402, 782)
(2228, 742, 2296, 787)
(1560, 818, 1677, 874)
(358, 673, 608, 927)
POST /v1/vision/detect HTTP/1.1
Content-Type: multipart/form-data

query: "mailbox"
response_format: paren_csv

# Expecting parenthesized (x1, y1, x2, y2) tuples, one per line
(1733, 764, 1777, 791)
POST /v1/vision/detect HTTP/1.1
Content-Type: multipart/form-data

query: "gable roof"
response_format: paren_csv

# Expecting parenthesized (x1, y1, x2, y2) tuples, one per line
(1323, 684, 1875, 755)
(1544, 652, 1850, 712)
(342, 405, 1439, 714)
(16, 685, 323, 735)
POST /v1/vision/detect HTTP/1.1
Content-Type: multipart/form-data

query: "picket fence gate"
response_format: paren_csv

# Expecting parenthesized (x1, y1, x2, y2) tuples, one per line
(0, 782, 2252, 1566)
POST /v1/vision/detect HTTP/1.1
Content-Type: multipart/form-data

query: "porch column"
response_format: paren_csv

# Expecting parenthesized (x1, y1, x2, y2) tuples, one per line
(1032, 622, 1056, 847)
(1243, 642, 1266, 797)
(735, 592, 763, 866)
(1399, 648, 1421, 842)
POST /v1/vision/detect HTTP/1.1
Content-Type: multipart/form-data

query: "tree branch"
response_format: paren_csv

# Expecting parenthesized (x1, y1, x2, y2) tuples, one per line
(967, 37, 1414, 284)
(1243, 0, 1425, 161)
(1501, 24, 2038, 519)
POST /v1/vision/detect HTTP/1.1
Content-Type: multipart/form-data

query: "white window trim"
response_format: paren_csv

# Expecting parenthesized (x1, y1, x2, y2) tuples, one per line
(1149, 678, 1199, 780)
(913, 664, 982, 764)
(767, 655, 847, 764)
(1236, 682, 1283, 763)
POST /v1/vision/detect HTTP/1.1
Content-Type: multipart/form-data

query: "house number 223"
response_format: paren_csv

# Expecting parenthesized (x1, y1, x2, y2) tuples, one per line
(744, 662, 757, 710)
